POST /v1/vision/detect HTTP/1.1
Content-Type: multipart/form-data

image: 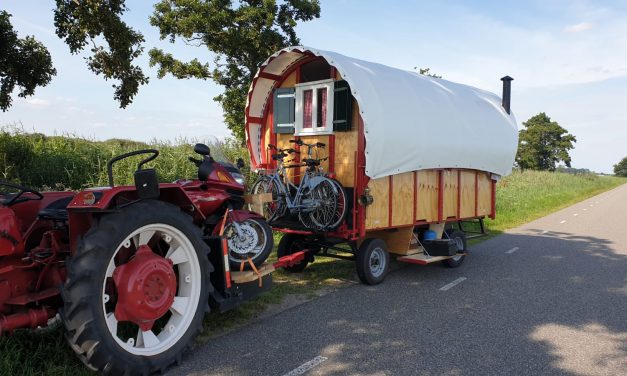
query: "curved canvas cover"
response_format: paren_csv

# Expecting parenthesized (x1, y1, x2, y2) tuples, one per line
(246, 46, 518, 178)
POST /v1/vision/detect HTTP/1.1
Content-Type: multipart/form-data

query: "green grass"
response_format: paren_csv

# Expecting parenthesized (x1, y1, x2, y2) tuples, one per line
(487, 169, 625, 232)
(0, 128, 625, 375)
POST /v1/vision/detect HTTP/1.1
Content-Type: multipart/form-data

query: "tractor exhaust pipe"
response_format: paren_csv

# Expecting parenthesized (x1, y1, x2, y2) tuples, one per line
(501, 76, 513, 114)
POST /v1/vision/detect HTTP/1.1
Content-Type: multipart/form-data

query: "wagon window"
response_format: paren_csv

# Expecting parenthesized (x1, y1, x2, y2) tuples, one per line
(294, 79, 334, 136)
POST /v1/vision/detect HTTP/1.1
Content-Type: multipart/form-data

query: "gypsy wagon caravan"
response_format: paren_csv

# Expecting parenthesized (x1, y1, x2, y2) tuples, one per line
(245, 46, 518, 284)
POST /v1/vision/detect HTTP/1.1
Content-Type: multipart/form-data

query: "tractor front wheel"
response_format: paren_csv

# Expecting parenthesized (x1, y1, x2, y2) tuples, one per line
(61, 200, 213, 375)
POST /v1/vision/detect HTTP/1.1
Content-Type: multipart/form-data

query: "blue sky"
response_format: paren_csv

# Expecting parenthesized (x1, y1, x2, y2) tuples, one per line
(1, 0, 626, 173)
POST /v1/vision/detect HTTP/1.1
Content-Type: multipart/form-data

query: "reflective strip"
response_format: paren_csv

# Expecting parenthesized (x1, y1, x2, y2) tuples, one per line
(223, 254, 230, 272)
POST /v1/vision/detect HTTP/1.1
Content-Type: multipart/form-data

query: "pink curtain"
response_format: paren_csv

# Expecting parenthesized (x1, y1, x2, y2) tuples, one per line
(317, 88, 327, 127)
(303, 90, 313, 128)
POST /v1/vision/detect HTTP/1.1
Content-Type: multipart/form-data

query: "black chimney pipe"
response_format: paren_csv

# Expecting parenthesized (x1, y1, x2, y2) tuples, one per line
(501, 76, 513, 114)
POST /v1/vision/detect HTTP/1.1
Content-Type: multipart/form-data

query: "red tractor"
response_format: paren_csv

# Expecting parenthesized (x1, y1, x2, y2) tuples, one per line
(0, 144, 275, 374)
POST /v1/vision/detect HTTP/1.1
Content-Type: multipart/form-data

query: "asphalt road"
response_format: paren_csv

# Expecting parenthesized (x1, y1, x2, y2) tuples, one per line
(171, 183, 627, 376)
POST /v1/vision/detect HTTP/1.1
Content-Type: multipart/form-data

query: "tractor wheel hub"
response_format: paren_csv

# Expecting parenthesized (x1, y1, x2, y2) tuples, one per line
(112, 245, 176, 331)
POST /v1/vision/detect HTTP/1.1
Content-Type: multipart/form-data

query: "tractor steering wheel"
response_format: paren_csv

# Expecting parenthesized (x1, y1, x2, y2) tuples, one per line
(0, 181, 44, 206)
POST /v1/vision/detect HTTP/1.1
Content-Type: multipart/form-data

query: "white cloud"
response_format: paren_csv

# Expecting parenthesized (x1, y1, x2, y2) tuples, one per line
(25, 98, 51, 108)
(564, 22, 595, 33)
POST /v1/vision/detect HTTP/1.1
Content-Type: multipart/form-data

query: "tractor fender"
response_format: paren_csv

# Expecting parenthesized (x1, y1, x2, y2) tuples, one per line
(66, 184, 197, 253)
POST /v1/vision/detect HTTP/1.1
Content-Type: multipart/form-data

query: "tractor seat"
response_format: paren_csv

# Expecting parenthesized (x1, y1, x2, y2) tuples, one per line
(38, 196, 73, 221)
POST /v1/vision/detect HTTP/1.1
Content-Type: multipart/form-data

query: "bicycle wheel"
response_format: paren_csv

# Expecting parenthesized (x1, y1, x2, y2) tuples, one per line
(301, 179, 346, 231)
(250, 177, 286, 221)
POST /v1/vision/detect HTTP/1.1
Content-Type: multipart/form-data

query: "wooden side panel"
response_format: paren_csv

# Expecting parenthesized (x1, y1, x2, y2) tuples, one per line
(477, 172, 492, 216)
(442, 170, 458, 219)
(280, 71, 297, 88)
(415, 170, 439, 222)
(365, 227, 415, 255)
(276, 133, 298, 180)
(365, 177, 389, 229)
(333, 100, 359, 187)
(392, 172, 414, 226)
(460, 170, 476, 218)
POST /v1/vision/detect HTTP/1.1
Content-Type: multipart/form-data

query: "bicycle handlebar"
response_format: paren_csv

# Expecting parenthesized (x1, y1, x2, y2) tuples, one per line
(289, 139, 325, 148)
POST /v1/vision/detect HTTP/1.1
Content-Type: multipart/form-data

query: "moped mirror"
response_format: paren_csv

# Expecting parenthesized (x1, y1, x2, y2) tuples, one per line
(194, 143, 210, 156)
(236, 158, 245, 170)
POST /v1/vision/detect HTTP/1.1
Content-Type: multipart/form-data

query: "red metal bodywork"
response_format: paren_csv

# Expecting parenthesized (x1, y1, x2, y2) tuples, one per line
(0, 157, 259, 334)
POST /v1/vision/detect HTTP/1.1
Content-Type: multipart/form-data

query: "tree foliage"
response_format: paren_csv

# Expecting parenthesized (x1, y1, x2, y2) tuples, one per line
(53, 0, 148, 108)
(415, 67, 442, 78)
(0, 11, 56, 111)
(148, 0, 321, 143)
(516, 112, 576, 171)
(614, 157, 627, 177)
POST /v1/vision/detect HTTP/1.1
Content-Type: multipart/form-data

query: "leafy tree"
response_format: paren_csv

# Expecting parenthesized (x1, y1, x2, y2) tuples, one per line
(0, 11, 56, 111)
(53, 0, 148, 108)
(516, 112, 576, 171)
(148, 0, 321, 143)
(614, 157, 627, 177)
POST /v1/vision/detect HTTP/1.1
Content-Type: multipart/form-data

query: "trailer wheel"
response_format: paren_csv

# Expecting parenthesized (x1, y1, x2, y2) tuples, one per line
(442, 230, 467, 268)
(61, 200, 212, 375)
(356, 238, 390, 285)
(277, 234, 310, 273)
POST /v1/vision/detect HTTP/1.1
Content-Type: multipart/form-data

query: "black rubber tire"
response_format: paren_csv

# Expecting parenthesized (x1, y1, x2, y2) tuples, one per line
(355, 238, 390, 285)
(60, 200, 213, 375)
(225, 217, 274, 269)
(441, 229, 467, 268)
(276, 234, 310, 273)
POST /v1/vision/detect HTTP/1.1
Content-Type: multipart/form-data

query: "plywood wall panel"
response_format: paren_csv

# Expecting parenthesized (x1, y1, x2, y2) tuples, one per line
(280, 71, 297, 88)
(332, 100, 359, 187)
(442, 170, 459, 219)
(460, 170, 476, 218)
(415, 170, 439, 222)
(477, 171, 492, 216)
(365, 177, 390, 229)
(392, 172, 414, 226)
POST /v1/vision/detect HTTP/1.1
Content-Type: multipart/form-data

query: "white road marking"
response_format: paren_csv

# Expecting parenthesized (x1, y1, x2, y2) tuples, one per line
(573, 213, 579, 216)
(439, 277, 467, 291)
(506, 247, 520, 254)
(560, 220, 567, 224)
(282, 356, 328, 376)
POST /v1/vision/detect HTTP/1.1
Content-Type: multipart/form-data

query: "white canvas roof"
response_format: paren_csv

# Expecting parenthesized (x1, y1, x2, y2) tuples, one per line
(246, 46, 518, 178)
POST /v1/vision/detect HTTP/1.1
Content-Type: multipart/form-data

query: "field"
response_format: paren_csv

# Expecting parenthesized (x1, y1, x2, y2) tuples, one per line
(0, 128, 625, 376)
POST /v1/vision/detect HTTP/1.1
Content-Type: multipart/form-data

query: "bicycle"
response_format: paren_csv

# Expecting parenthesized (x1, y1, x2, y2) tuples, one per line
(251, 140, 347, 231)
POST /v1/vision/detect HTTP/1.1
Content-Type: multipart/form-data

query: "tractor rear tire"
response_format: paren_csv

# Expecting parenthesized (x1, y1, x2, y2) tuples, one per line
(60, 200, 213, 375)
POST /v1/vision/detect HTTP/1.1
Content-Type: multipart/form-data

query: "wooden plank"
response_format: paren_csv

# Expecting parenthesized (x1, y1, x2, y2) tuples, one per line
(365, 177, 389, 229)
(477, 171, 492, 215)
(231, 264, 275, 283)
(442, 169, 458, 219)
(364, 227, 414, 255)
(415, 170, 439, 222)
(392, 172, 414, 226)
(332, 100, 359, 187)
(397, 253, 458, 265)
(460, 170, 476, 218)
